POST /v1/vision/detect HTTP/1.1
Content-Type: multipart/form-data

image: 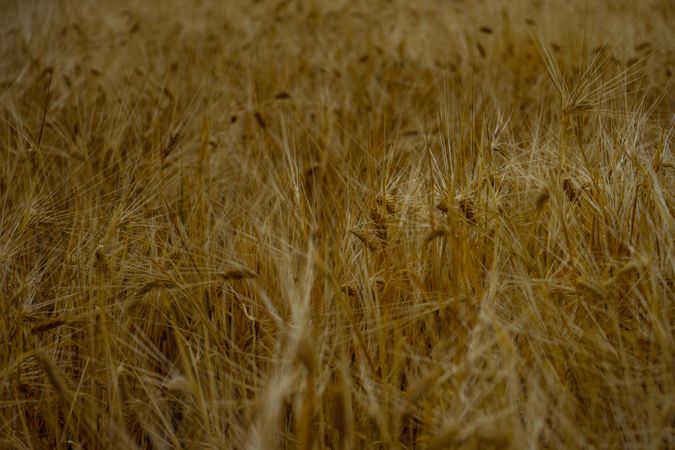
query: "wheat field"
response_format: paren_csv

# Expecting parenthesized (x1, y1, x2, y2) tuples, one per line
(0, 0, 673, 449)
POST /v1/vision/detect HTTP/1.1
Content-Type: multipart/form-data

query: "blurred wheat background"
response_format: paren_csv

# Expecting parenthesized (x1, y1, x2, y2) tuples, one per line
(0, 0, 673, 448)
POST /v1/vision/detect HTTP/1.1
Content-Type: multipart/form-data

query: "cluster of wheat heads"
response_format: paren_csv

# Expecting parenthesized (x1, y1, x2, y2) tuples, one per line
(0, 0, 673, 448)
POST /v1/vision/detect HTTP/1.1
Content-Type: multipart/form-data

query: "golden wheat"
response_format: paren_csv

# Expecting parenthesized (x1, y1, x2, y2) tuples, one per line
(0, 0, 673, 449)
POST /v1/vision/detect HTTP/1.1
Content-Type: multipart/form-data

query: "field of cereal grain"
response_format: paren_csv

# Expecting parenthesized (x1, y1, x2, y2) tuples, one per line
(0, 1, 673, 448)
